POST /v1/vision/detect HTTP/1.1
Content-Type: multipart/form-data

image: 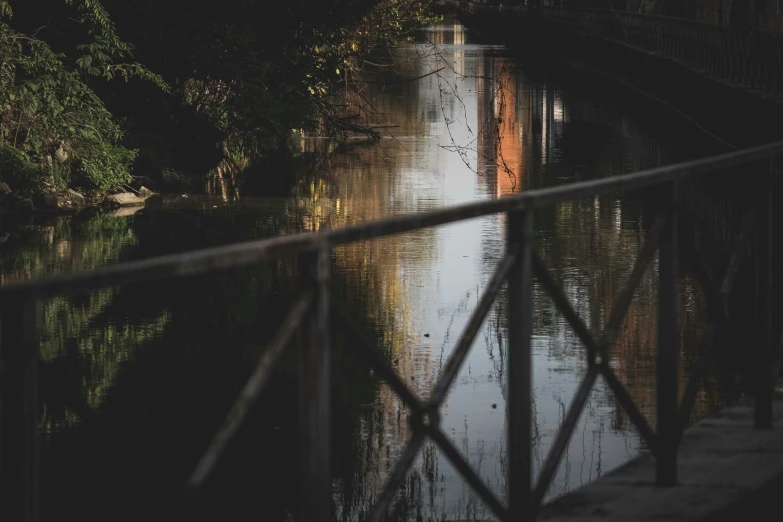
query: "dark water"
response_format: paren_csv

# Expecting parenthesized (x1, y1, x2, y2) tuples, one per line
(1, 19, 751, 522)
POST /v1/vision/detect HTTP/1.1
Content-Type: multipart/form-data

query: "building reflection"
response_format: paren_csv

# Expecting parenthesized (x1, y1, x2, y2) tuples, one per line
(476, 57, 525, 198)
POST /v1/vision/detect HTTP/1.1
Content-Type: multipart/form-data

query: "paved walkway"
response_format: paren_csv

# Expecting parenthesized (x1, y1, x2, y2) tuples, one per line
(538, 387, 783, 522)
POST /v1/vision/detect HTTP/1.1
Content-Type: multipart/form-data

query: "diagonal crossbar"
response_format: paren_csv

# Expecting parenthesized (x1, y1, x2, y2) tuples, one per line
(598, 214, 669, 352)
(335, 299, 508, 521)
(334, 249, 519, 521)
(333, 299, 425, 415)
(674, 206, 756, 433)
(685, 242, 730, 327)
(427, 425, 509, 521)
(676, 246, 724, 427)
(581, 213, 667, 450)
(719, 207, 758, 302)
(590, 213, 666, 453)
(526, 215, 667, 507)
(532, 251, 600, 363)
(600, 365, 660, 453)
(186, 290, 314, 490)
(368, 431, 428, 522)
(531, 365, 599, 513)
(680, 206, 756, 328)
(336, 209, 692, 519)
(677, 324, 717, 437)
(675, 243, 726, 433)
(429, 247, 519, 406)
(333, 301, 430, 522)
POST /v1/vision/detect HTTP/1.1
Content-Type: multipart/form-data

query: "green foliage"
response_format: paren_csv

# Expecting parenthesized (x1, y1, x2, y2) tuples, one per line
(0, 0, 166, 194)
(0, 0, 438, 196)
(116, 0, 440, 165)
(78, 140, 137, 189)
(0, 141, 55, 195)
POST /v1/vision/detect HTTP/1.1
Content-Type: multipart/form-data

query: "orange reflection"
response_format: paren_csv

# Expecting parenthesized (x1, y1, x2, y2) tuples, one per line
(477, 58, 525, 198)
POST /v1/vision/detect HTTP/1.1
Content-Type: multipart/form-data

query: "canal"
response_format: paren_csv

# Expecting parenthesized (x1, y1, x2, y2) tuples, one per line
(0, 17, 749, 522)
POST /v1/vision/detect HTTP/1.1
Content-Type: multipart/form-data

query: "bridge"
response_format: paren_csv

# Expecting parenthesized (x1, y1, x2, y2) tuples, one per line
(1, 137, 782, 521)
(459, 1, 783, 101)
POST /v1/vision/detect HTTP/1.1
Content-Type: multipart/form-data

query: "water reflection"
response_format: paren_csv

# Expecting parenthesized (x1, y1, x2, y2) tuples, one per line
(0, 17, 742, 522)
(294, 20, 733, 520)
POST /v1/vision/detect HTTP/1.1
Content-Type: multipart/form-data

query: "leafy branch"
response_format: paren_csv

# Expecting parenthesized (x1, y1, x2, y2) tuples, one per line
(0, 0, 168, 195)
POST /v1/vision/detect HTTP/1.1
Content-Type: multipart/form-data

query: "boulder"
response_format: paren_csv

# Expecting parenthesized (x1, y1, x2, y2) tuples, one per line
(42, 189, 86, 210)
(106, 192, 146, 207)
(66, 189, 85, 207)
(138, 186, 157, 198)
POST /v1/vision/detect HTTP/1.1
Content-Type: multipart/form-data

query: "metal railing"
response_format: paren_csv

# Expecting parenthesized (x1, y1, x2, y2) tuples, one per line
(1, 141, 782, 521)
(462, 2, 783, 95)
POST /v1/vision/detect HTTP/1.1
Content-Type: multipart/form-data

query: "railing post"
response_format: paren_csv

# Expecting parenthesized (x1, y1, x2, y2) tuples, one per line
(507, 209, 532, 520)
(755, 159, 774, 429)
(297, 248, 331, 522)
(657, 181, 678, 487)
(0, 297, 39, 522)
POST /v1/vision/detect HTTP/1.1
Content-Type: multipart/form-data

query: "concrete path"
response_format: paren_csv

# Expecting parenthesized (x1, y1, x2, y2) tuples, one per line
(538, 387, 783, 522)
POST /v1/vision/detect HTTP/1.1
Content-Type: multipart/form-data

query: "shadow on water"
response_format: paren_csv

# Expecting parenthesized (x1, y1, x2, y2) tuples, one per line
(0, 16, 771, 522)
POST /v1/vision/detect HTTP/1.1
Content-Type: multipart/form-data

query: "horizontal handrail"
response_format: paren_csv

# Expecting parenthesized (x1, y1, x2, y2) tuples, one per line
(3, 140, 781, 299)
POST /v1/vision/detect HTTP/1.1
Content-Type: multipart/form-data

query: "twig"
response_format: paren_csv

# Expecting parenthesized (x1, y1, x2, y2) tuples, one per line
(359, 67, 445, 85)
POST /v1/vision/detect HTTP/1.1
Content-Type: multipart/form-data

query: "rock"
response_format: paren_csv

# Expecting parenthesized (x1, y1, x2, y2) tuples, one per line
(42, 189, 86, 210)
(138, 186, 156, 198)
(54, 143, 68, 163)
(66, 189, 85, 207)
(106, 192, 146, 207)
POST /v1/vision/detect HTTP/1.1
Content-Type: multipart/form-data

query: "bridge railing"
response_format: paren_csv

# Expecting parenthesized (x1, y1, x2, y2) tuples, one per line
(462, 2, 783, 95)
(1, 141, 783, 521)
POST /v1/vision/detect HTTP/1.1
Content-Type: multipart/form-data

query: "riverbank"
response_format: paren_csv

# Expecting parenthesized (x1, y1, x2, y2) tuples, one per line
(0, 1, 442, 214)
(0, 185, 155, 215)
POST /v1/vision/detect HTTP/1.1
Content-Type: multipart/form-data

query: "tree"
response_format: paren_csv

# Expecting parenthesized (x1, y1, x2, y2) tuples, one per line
(0, 0, 167, 195)
(0, 0, 439, 197)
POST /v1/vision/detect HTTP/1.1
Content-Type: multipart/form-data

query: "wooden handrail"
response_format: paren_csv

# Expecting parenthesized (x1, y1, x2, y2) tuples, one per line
(2, 140, 782, 299)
